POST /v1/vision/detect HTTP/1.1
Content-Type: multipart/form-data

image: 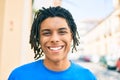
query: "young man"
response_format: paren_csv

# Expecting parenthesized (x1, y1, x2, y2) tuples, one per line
(8, 6, 96, 80)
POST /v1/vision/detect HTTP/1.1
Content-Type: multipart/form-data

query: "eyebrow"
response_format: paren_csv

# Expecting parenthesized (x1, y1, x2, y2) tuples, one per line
(41, 27, 68, 32)
(40, 29, 50, 32)
(58, 27, 68, 31)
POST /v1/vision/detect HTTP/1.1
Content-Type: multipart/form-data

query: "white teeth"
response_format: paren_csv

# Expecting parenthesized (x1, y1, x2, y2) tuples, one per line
(49, 47, 62, 50)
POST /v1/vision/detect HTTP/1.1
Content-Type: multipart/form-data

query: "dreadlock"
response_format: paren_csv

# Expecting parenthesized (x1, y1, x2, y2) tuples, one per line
(30, 6, 80, 60)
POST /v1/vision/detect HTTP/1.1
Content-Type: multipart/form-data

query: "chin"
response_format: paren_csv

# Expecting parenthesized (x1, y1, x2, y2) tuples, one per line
(48, 57, 66, 63)
(51, 58, 62, 62)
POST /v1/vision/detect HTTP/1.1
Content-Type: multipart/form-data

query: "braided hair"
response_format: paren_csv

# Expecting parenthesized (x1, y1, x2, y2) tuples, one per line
(30, 6, 80, 60)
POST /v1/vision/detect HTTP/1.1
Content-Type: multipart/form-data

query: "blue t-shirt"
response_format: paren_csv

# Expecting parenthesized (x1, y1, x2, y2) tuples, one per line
(8, 60, 96, 80)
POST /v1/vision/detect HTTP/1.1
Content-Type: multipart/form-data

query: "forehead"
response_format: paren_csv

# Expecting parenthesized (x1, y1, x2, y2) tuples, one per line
(40, 17, 70, 30)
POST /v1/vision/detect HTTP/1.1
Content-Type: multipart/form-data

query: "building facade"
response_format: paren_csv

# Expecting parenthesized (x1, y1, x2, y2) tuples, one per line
(83, 0, 120, 58)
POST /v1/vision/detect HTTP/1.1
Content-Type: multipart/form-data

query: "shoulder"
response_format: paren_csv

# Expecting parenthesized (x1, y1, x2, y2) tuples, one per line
(8, 60, 43, 79)
(14, 59, 42, 71)
(71, 61, 88, 71)
(71, 61, 97, 80)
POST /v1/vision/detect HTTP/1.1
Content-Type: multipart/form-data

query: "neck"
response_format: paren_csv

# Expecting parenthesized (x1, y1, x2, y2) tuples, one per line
(43, 59, 71, 71)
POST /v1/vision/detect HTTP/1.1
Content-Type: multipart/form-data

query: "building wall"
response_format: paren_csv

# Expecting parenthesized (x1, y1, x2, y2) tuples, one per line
(0, 0, 5, 62)
(53, 0, 62, 6)
(0, 0, 32, 79)
(83, 0, 120, 57)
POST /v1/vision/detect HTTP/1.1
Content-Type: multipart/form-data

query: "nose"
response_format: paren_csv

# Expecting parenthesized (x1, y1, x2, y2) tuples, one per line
(50, 33, 60, 43)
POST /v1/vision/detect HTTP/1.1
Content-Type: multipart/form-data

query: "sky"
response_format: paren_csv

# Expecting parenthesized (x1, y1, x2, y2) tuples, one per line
(62, 0, 114, 21)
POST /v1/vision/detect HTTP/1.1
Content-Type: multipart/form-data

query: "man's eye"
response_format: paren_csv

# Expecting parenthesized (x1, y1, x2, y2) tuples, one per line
(59, 31, 67, 35)
(42, 32, 51, 36)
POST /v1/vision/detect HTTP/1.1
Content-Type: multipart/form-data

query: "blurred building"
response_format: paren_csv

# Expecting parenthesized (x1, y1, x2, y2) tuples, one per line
(0, 0, 32, 79)
(83, 0, 120, 58)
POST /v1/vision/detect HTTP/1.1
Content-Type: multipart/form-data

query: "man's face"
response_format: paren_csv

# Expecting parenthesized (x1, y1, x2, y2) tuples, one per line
(40, 17, 72, 62)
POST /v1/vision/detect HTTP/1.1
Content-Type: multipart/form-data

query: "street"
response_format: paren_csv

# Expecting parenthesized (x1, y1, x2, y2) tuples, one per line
(75, 61, 120, 80)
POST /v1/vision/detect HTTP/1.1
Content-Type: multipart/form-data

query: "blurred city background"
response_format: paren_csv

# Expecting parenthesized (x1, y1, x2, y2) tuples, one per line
(0, 0, 120, 80)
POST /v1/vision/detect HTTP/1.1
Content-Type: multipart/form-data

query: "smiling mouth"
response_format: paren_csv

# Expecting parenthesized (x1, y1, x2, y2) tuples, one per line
(48, 46, 64, 51)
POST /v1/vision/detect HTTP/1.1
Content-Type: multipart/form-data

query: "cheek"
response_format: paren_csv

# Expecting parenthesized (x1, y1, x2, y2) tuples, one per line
(39, 37, 47, 45)
(68, 34, 72, 42)
(64, 36, 72, 46)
